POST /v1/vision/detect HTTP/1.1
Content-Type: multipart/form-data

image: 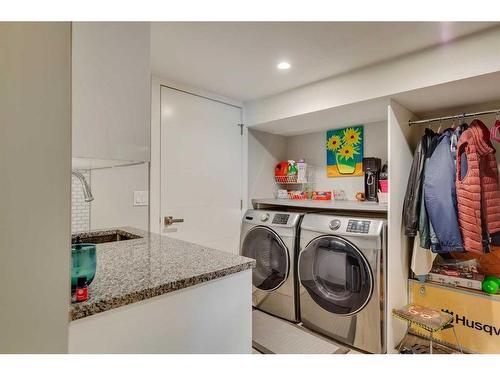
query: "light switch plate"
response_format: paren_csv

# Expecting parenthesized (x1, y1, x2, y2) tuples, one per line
(133, 191, 149, 206)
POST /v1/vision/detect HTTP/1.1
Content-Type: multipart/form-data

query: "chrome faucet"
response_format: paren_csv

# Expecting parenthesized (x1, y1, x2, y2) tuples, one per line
(72, 171, 94, 202)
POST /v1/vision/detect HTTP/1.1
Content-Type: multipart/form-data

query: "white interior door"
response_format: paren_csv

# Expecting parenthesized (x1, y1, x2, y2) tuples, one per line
(160, 86, 243, 254)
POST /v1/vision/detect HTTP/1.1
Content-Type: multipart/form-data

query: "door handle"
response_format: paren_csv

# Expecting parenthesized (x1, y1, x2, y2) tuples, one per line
(164, 216, 184, 226)
(350, 265, 361, 293)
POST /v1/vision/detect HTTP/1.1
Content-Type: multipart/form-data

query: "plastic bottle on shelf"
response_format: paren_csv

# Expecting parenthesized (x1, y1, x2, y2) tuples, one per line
(297, 159, 307, 183)
(287, 160, 298, 176)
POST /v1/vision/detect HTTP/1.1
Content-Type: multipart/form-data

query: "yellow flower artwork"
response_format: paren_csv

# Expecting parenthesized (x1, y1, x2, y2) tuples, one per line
(326, 125, 364, 177)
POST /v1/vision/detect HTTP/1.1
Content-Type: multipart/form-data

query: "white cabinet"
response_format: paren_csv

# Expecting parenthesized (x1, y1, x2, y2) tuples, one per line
(72, 22, 150, 162)
(69, 270, 252, 354)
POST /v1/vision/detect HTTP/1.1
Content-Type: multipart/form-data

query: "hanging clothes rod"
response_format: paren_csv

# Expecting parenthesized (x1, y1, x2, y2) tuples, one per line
(408, 108, 500, 126)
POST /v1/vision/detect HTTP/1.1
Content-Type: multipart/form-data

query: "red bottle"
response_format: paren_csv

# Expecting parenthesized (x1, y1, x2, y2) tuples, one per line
(76, 276, 88, 302)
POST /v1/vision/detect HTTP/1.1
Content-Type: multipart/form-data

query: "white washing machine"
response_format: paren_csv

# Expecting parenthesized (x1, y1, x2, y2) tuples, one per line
(240, 209, 302, 322)
(298, 213, 386, 353)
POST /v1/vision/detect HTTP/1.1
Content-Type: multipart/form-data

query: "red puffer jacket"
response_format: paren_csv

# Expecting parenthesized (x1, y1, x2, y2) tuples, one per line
(456, 119, 500, 254)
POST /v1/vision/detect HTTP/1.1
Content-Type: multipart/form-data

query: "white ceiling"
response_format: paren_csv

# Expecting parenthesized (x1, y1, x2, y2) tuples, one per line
(151, 22, 498, 101)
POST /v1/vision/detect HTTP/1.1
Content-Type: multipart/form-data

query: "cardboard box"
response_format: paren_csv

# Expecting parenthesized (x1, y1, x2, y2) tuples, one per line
(409, 279, 500, 353)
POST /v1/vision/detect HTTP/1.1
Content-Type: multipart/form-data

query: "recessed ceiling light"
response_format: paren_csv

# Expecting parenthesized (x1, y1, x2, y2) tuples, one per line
(277, 62, 291, 70)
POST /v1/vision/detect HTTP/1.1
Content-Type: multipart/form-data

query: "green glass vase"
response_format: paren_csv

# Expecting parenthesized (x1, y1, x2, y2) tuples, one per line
(335, 153, 356, 174)
(71, 243, 96, 291)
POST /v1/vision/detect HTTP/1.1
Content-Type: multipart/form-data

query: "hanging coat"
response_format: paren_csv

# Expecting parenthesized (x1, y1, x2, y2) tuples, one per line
(418, 132, 439, 249)
(424, 129, 464, 253)
(456, 119, 500, 254)
(403, 129, 438, 237)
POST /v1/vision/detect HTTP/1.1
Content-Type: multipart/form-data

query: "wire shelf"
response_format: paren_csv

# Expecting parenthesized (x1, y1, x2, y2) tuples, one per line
(274, 166, 316, 199)
(274, 175, 307, 184)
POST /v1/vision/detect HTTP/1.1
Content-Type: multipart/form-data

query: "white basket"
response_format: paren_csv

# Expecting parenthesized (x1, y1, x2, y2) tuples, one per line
(275, 175, 300, 184)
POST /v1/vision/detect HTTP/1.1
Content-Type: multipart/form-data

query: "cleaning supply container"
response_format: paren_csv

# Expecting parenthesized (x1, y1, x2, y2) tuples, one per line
(379, 180, 388, 193)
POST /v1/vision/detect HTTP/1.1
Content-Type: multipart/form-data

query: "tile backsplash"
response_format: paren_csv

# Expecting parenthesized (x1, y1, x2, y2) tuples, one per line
(72, 169, 90, 233)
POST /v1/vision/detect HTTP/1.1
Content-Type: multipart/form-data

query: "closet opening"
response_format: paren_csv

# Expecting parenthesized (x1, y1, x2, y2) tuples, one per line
(401, 102, 500, 354)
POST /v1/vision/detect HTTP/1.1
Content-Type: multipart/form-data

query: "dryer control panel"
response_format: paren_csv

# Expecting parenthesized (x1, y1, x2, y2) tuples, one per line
(346, 219, 371, 234)
(272, 213, 290, 225)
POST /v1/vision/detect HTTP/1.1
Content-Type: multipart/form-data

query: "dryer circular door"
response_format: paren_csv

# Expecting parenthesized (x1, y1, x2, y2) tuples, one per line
(241, 226, 289, 291)
(299, 235, 373, 316)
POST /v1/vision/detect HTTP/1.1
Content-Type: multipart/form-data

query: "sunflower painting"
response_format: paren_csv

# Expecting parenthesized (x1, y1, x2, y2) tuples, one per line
(326, 125, 364, 177)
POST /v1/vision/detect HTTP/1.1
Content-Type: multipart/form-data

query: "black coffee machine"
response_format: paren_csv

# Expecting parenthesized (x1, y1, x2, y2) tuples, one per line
(363, 157, 381, 202)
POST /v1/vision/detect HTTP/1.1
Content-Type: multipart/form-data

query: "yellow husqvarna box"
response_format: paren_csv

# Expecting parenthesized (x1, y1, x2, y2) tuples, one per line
(409, 279, 500, 353)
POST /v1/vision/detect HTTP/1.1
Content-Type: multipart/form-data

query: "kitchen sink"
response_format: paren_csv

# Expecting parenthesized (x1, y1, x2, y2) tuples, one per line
(72, 229, 142, 245)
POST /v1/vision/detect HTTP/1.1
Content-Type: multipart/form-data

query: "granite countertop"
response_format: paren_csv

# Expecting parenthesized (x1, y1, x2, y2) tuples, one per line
(70, 227, 255, 321)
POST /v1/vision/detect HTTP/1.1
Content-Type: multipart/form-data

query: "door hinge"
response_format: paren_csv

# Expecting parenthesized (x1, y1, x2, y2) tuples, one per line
(237, 123, 244, 135)
(240, 199, 243, 210)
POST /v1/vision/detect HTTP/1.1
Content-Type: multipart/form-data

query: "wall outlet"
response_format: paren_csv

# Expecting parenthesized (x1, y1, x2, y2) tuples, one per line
(133, 191, 149, 206)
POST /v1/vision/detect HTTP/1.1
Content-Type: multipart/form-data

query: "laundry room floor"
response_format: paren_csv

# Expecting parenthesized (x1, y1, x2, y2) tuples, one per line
(252, 309, 361, 354)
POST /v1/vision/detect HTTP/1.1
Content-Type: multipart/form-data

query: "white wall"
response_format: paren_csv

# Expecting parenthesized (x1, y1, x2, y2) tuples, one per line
(0, 22, 71, 353)
(248, 129, 287, 204)
(286, 121, 387, 200)
(386, 100, 420, 353)
(245, 26, 500, 126)
(72, 22, 151, 162)
(90, 163, 149, 231)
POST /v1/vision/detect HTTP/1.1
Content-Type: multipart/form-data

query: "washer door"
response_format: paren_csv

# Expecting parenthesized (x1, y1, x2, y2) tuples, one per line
(241, 226, 289, 291)
(299, 235, 373, 315)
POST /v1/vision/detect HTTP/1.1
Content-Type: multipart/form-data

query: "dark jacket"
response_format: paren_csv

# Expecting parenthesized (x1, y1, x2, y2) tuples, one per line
(418, 163, 431, 248)
(418, 132, 439, 249)
(403, 129, 438, 237)
(424, 129, 464, 253)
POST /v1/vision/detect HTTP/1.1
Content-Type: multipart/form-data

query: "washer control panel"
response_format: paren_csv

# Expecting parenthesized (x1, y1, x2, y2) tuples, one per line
(346, 219, 371, 233)
(272, 213, 290, 225)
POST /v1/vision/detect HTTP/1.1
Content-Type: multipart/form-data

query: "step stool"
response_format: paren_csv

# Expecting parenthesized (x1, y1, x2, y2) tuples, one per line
(392, 303, 463, 354)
